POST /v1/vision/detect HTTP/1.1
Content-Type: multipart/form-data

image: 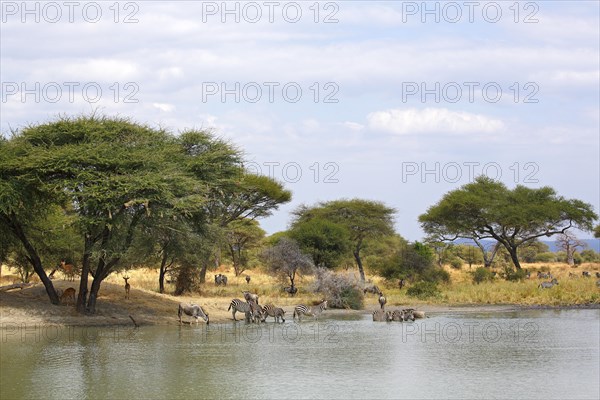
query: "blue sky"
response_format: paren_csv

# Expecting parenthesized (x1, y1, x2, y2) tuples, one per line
(1, 1, 599, 240)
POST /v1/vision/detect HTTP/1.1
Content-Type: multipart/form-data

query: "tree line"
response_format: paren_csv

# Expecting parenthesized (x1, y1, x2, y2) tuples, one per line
(1, 116, 598, 312)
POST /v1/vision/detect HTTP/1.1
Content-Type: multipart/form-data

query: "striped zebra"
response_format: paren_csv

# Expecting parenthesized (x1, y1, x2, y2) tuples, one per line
(246, 299, 263, 324)
(391, 309, 405, 322)
(373, 309, 392, 322)
(228, 298, 255, 321)
(261, 304, 286, 323)
(293, 300, 328, 321)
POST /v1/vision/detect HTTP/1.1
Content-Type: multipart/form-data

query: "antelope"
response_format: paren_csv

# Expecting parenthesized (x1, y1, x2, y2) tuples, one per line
(60, 260, 77, 282)
(60, 287, 76, 305)
(123, 276, 131, 299)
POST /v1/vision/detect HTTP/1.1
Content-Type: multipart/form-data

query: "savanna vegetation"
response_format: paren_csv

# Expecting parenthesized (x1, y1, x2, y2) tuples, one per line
(1, 115, 599, 319)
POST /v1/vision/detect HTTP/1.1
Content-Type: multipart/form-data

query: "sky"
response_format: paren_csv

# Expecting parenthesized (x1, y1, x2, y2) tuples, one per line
(1, 1, 599, 241)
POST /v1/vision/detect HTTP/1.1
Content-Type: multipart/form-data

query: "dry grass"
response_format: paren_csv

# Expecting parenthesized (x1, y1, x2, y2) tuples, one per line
(369, 262, 600, 307)
(1, 261, 599, 325)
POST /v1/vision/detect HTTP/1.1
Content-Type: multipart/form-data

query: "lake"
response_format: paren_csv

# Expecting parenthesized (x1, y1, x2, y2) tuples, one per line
(1, 309, 598, 399)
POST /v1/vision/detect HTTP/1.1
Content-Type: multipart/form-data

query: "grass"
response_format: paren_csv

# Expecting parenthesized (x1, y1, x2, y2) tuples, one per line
(2, 262, 599, 309)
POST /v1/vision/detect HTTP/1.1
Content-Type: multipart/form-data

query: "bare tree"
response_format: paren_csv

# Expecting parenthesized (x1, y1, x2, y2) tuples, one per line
(556, 232, 585, 266)
(262, 237, 314, 291)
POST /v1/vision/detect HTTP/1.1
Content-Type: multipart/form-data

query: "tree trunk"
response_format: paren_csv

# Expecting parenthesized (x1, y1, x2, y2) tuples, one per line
(86, 276, 103, 314)
(3, 213, 59, 304)
(77, 236, 93, 313)
(507, 246, 522, 270)
(198, 262, 207, 284)
(159, 251, 168, 294)
(353, 250, 366, 282)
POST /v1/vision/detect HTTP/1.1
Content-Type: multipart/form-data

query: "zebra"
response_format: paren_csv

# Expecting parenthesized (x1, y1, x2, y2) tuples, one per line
(537, 271, 552, 279)
(293, 300, 328, 321)
(363, 285, 381, 295)
(246, 299, 263, 324)
(582, 271, 591, 278)
(242, 291, 259, 305)
(261, 304, 286, 323)
(215, 274, 228, 286)
(391, 309, 406, 322)
(402, 308, 416, 321)
(372, 309, 392, 322)
(178, 303, 210, 325)
(378, 293, 387, 310)
(539, 278, 559, 289)
(228, 298, 254, 321)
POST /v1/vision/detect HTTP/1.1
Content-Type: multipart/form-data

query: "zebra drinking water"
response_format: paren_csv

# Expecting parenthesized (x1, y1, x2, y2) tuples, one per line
(293, 300, 328, 321)
(261, 304, 286, 323)
(178, 303, 210, 325)
(372, 309, 392, 322)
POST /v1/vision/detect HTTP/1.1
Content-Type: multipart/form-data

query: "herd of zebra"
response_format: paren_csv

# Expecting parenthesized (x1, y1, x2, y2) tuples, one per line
(364, 284, 426, 323)
(178, 290, 329, 325)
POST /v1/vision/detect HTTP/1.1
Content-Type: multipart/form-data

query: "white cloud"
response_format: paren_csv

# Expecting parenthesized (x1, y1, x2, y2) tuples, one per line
(367, 108, 504, 135)
(342, 121, 365, 131)
(152, 103, 175, 112)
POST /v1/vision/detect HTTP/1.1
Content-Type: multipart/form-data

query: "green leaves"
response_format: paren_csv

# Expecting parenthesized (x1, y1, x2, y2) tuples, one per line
(419, 176, 598, 269)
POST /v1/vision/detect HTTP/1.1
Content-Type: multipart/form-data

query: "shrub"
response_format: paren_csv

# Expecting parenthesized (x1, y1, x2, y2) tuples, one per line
(312, 268, 363, 309)
(406, 281, 440, 299)
(535, 252, 556, 263)
(502, 266, 528, 281)
(472, 267, 494, 284)
(449, 258, 463, 269)
(421, 267, 451, 284)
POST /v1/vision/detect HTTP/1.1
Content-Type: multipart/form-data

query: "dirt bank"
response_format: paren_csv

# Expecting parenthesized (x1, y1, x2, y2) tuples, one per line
(2, 280, 598, 329)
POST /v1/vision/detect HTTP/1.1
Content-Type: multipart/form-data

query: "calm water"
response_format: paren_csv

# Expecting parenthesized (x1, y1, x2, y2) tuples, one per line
(1, 309, 598, 399)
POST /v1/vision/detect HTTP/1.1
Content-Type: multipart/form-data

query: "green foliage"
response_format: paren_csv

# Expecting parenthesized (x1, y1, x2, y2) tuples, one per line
(449, 258, 463, 269)
(535, 252, 556, 263)
(291, 198, 396, 280)
(289, 218, 350, 268)
(224, 218, 266, 276)
(594, 225, 600, 239)
(502, 266, 529, 281)
(419, 176, 598, 270)
(452, 244, 484, 267)
(406, 281, 441, 299)
(1, 114, 291, 310)
(373, 241, 449, 284)
(580, 249, 600, 262)
(472, 267, 494, 284)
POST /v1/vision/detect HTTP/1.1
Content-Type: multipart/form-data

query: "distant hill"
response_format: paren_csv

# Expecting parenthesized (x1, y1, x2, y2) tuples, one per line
(452, 238, 600, 253)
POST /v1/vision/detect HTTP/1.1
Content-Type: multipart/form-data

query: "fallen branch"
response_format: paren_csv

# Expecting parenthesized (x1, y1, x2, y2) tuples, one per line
(129, 315, 139, 328)
(0, 282, 34, 292)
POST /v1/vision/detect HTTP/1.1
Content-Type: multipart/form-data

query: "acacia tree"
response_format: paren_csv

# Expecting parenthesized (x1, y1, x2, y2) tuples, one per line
(289, 218, 350, 269)
(419, 176, 597, 270)
(292, 199, 396, 281)
(224, 218, 265, 276)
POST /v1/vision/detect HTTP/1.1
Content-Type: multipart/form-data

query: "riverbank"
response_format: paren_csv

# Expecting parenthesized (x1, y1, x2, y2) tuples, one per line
(1, 279, 598, 328)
